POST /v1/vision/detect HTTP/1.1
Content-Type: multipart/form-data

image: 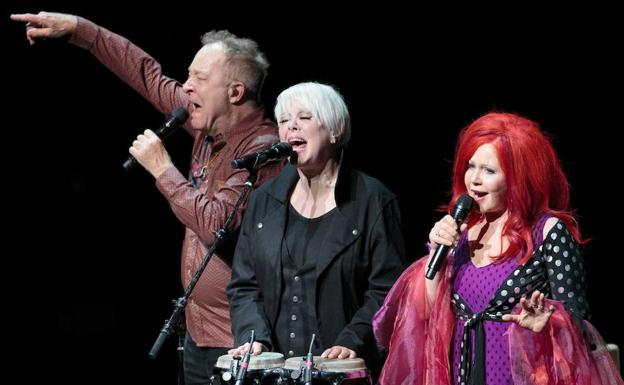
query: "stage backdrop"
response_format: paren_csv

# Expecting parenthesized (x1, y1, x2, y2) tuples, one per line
(6, 1, 622, 383)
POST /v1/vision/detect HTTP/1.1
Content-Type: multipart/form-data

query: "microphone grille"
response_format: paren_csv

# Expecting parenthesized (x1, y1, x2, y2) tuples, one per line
(171, 107, 189, 123)
(456, 194, 474, 210)
(272, 142, 293, 155)
(453, 194, 474, 221)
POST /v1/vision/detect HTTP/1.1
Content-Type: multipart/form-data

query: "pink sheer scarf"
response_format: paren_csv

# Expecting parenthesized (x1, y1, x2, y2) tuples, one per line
(508, 300, 623, 385)
(373, 257, 455, 385)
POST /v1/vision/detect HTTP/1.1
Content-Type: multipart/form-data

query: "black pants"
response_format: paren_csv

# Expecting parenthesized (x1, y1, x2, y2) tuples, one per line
(183, 331, 229, 385)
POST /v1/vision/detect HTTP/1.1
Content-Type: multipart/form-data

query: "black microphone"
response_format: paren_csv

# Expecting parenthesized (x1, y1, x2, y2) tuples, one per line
(425, 194, 474, 280)
(234, 330, 255, 385)
(303, 334, 315, 385)
(231, 142, 292, 170)
(123, 107, 189, 171)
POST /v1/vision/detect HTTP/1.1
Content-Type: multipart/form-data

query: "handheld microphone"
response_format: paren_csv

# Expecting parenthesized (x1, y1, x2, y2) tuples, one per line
(234, 330, 255, 385)
(123, 107, 189, 171)
(425, 194, 474, 280)
(303, 334, 315, 385)
(231, 142, 292, 170)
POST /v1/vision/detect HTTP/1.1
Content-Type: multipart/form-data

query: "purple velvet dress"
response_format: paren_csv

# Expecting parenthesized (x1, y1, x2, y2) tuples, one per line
(450, 215, 551, 385)
(452, 253, 518, 384)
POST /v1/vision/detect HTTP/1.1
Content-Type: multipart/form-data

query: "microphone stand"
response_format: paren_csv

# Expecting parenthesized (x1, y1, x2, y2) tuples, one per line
(148, 171, 259, 359)
(176, 332, 185, 385)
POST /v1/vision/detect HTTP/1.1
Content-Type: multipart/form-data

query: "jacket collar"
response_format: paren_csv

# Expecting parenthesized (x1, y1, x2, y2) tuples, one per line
(266, 148, 354, 205)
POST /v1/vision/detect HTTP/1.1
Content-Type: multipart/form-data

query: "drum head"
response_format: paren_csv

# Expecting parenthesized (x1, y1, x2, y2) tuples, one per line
(216, 352, 284, 370)
(284, 356, 366, 372)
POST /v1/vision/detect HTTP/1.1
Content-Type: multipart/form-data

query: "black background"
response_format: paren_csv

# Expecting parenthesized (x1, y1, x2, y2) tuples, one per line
(5, 1, 622, 383)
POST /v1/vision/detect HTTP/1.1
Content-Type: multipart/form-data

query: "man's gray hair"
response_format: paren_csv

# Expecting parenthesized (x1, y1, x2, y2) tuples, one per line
(201, 30, 269, 99)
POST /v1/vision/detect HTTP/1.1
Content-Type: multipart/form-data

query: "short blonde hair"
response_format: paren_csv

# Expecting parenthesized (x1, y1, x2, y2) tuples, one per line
(274, 82, 351, 147)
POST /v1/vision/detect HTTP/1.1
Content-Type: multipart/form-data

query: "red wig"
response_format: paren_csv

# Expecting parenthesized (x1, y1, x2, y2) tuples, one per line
(449, 112, 581, 263)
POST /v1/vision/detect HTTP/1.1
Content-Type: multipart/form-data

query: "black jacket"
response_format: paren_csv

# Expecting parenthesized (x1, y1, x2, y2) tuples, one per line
(226, 158, 406, 372)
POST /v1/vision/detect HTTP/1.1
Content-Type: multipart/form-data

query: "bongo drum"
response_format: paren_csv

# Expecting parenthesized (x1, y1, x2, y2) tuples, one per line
(283, 356, 372, 385)
(211, 352, 284, 384)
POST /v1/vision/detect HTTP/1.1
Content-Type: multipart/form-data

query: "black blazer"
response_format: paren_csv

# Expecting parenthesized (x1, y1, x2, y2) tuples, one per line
(227, 158, 406, 371)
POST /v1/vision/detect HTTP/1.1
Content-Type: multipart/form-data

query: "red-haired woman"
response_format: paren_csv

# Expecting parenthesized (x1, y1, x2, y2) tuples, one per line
(374, 112, 623, 385)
